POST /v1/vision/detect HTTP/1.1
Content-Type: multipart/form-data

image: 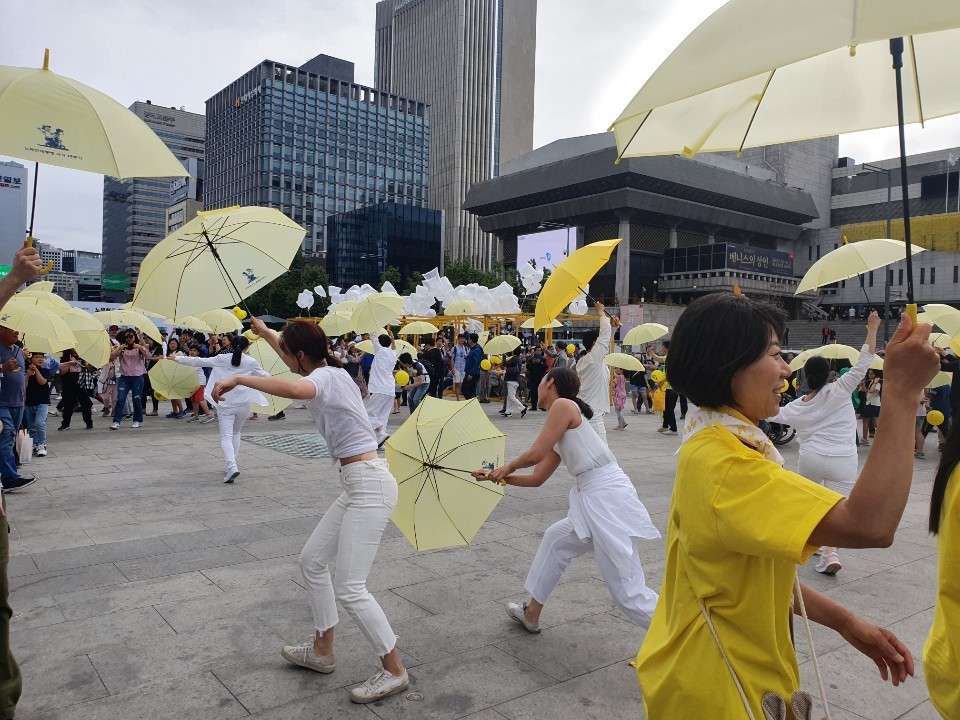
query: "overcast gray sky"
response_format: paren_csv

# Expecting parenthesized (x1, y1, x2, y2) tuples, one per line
(3, 0, 960, 253)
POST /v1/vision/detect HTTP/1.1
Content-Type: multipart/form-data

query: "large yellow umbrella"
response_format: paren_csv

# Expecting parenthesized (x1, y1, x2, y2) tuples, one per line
(398, 321, 441, 336)
(320, 311, 354, 336)
(0, 296, 76, 354)
(483, 335, 521, 356)
(61, 308, 111, 367)
(354, 338, 417, 356)
(917, 304, 960, 336)
(533, 239, 621, 331)
(796, 239, 925, 295)
(196, 309, 244, 335)
(386, 397, 506, 551)
(872, 357, 952, 389)
(246, 339, 299, 417)
(164, 316, 214, 334)
(132, 206, 305, 318)
(93, 310, 163, 344)
(604, 352, 645, 372)
(17, 286, 70, 311)
(350, 293, 405, 335)
(445, 300, 481, 316)
(789, 344, 861, 371)
(520, 317, 562, 330)
(621, 323, 669, 347)
(148, 360, 200, 400)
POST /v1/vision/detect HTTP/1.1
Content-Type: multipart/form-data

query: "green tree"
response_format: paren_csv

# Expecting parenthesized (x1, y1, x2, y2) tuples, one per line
(402, 270, 424, 296)
(379, 265, 402, 289)
(245, 251, 330, 318)
(443, 253, 502, 288)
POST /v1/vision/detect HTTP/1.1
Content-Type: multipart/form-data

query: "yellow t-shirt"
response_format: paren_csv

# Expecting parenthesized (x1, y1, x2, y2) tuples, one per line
(924, 465, 960, 719)
(636, 422, 842, 719)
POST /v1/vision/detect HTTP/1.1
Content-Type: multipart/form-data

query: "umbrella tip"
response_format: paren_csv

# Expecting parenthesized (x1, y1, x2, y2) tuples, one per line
(42, 48, 49, 71)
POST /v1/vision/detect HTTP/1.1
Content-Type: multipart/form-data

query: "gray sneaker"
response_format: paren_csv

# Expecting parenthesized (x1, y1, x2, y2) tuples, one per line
(349, 667, 409, 704)
(198, 414, 215, 424)
(506, 601, 540, 633)
(224, 466, 239, 484)
(281, 642, 335, 674)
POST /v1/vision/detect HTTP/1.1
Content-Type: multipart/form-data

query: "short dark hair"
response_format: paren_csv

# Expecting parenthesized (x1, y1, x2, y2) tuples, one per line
(804, 356, 830, 391)
(469, 333, 479, 344)
(398, 352, 413, 365)
(667, 294, 786, 409)
(423, 336, 435, 347)
(582, 330, 600, 352)
(661, 340, 670, 350)
(378, 334, 392, 348)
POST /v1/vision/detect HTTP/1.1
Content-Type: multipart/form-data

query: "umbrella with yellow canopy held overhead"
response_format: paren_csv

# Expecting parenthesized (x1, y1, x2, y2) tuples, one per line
(533, 239, 621, 331)
(482, 335, 521, 356)
(148, 359, 200, 400)
(445, 299, 481, 317)
(796, 239, 925, 295)
(621, 323, 669, 347)
(164, 316, 214, 334)
(246, 338, 300, 417)
(61, 308, 111, 367)
(320, 311, 354, 337)
(604, 352, 645, 372)
(354, 338, 418, 356)
(398, 321, 441, 336)
(520, 317, 562, 330)
(350, 293, 405, 335)
(196, 308, 244, 335)
(93, 310, 163, 344)
(790, 344, 862, 372)
(0, 296, 76, 355)
(386, 397, 506, 551)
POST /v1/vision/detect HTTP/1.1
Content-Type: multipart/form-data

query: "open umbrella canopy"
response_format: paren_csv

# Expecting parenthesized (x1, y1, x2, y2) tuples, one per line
(164, 316, 214, 334)
(22, 281, 54, 293)
(520, 317, 562, 329)
(790, 343, 861, 371)
(875, 357, 953, 388)
(482, 335, 521, 356)
(148, 359, 200, 400)
(320, 311, 354, 336)
(350, 293, 405, 335)
(796, 239, 925, 294)
(916, 304, 960, 336)
(61, 308, 111, 367)
(132, 206, 305, 318)
(604, 352, 645, 372)
(610, 0, 960, 159)
(534, 239, 620, 331)
(621, 323, 669, 347)
(246, 339, 299, 417)
(398, 321, 441, 336)
(354, 338, 417, 356)
(445, 299, 481, 316)
(196, 308, 244, 335)
(0, 296, 76, 354)
(386, 397, 506, 551)
(0, 50, 187, 180)
(92, 310, 163, 344)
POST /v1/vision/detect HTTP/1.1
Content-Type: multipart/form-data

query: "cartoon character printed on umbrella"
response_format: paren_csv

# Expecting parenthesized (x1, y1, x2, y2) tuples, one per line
(242, 268, 259, 284)
(37, 125, 68, 150)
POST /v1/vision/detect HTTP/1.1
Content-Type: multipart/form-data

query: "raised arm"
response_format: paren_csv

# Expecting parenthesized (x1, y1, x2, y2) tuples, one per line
(250, 317, 283, 357)
(591, 302, 614, 360)
(214, 374, 316, 402)
(0, 245, 43, 311)
(835, 312, 880, 395)
(175, 355, 218, 368)
(808, 315, 940, 548)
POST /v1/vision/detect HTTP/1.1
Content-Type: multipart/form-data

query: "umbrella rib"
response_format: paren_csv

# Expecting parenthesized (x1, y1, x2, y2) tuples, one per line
(433, 467, 505, 498)
(432, 434, 506, 464)
(613, 109, 653, 165)
(430, 473, 471, 546)
(737, 68, 776, 156)
(908, 37, 925, 128)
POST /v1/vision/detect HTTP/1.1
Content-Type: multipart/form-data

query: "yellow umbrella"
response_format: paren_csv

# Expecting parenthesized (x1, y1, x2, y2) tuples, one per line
(93, 310, 163, 344)
(398, 321, 441, 336)
(621, 323, 669, 347)
(604, 352, 645, 372)
(917, 304, 960, 336)
(929, 332, 954, 350)
(196, 308, 244, 335)
(483, 335, 521, 356)
(533, 239, 621, 331)
(350, 293, 405, 334)
(445, 299, 481, 316)
(16, 287, 71, 312)
(1, 296, 76, 354)
(320, 311, 354, 336)
(386, 397, 506, 551)
(796, 240, 925, 295)
(22, 281, 54, 293)
(148, 360, 200, 400)
(789, 344, 861, 371)
(354, 338, 417, 356)
(869, 356, 885, 371)
(132, 206, 305, 318)
(520, 317, 561, 329)
(246, 339, 299, 417)
(164, 316, 214, 334)
(331, 300, 359, 314)
(62, 308, 111, 367)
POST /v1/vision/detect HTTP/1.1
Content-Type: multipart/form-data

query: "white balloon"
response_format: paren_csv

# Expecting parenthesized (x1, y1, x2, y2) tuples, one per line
(296, 290, 315, 309)
(328, 286, 342, 296)
(524, 281, 541, 294)
(381, 281, 397, 294)
(313, 285, 328, 298)
(423, 268, 441, 282)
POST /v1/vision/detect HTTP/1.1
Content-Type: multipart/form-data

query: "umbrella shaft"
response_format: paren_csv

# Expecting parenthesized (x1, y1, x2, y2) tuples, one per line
(203, 231, 255, 319)
(27, 162, 39, 239)
(890, 38, 915, 305)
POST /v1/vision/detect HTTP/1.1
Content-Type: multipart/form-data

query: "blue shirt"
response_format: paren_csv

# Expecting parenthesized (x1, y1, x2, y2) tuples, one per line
(0, 345, 26, 408)
(464, 344, 483, 377)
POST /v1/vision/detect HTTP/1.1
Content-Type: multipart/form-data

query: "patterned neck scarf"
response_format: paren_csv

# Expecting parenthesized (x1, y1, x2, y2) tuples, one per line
(681, 406, 784, 466)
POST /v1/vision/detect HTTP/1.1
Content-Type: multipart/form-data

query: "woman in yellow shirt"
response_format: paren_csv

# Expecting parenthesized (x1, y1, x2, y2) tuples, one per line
(635, 294, 940, 719)
(926, 432, 960, 718)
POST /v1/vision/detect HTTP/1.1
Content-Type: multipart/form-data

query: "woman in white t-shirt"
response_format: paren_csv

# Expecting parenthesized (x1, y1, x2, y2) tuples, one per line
(769, 311, 880, 576)
(212, 317, 409, 706)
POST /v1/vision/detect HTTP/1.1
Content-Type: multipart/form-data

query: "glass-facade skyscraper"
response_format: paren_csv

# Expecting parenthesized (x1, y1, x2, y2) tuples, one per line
(101, 102, 205, 301)
(204, 54, 431, 257)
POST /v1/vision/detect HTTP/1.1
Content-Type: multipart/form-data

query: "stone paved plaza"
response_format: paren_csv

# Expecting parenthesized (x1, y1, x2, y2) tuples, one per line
(6, 403, 942, 719)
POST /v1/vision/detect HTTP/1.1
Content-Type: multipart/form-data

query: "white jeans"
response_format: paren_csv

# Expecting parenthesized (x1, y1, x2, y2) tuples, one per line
(505, 381, 525, 414)
(298, 459, 399, 656)
(216, 403, 248, 471)
(799, 450, 857, 497)
(588, 413, 608, 445)
(525, 516, 658, 627)
(367, 393, 393, 435)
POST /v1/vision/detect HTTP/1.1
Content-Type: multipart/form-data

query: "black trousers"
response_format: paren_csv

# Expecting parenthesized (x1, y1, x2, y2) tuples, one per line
(60, 378, 92, 429)
(527, 379, 540, 409)
(663, 390, 679, 432)
(679, 394, 688, 418)
(462, 375, 478, 399)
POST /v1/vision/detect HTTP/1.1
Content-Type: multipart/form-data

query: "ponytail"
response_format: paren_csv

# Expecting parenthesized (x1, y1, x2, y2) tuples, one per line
(545, 367, 594, 419)
(279, 320, 343, 369)
(231, 335, 250, 367)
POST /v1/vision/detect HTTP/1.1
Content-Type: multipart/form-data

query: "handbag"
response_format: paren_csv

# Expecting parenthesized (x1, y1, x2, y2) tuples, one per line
(698, 572, 831, 720)
(15, 430, 32, 465)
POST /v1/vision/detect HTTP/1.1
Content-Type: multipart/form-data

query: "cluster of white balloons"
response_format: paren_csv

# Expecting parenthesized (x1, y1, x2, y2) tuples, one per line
(567, 283, 590, 315)
(517, 261, 545, 295)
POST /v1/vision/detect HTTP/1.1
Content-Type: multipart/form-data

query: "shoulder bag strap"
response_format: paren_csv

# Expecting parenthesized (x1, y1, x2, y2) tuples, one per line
(793, 572, 832, 720)
(698, 600, 758, 720)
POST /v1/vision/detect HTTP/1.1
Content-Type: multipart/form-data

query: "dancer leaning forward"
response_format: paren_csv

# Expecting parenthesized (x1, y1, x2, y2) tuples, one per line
(213, 318, 409, 704)
(475, 366, 660, 631)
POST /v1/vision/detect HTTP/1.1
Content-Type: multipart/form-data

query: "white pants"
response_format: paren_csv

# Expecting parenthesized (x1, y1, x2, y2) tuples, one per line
(216, 403, 248, 471)
(506, 381, 525, 414)
(799, 450, 857, 497)
(367, 393, 393, 435)
(526, 516, 658, 627)
(299, 459, 399, 656)
(588, 413, 608, 445)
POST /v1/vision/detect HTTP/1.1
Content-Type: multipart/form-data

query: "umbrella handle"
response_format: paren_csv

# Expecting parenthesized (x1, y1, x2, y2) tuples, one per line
(23, 237, 53, 275)
(906, 303, 918, 328)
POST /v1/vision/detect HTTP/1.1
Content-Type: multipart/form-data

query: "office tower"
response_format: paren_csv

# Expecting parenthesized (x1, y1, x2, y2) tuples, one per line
(204, 54, 432, 258)
(0, 160, 28, 267)
(375, 0, 537, 267)
(101, 102, 204, 300)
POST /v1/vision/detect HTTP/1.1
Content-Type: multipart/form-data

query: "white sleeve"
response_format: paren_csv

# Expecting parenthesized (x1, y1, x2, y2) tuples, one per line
(592, 315, 612, 361)
(835, 345, 874, 395)
(175, 356, 216, 368)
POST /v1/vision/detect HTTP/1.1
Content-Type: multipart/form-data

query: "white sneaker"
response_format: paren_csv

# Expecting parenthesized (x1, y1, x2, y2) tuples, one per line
(350, 667, 410, 704)
(815, 552, 842, 575)
(224, 466, 239, 484)
(110, 422, 120, 430)
(280, 642, 335, 674)
(132, 421, 141, 429)
(198, 414, 215, 424)
(506, 601, 541, 633)
(36, 445, 47, 457)
(186, 414, 198, 423)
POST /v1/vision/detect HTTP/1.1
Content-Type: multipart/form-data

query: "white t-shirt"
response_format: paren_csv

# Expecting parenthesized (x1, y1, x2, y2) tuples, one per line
(368, 340, 398, 396)
(302, 366, 378, 458)
(175, 354, 268, 408)
(575, 316, 612, 414)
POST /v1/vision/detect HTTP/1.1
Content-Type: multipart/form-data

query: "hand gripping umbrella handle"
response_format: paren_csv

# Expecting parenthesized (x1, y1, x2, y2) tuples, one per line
(23, 237, 53, 275)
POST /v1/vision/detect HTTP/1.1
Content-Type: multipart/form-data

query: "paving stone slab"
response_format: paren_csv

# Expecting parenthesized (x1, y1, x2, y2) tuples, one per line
(16, 653, 108, 715)
(11, 561, 127, 601)
(158, 521, 284, 552)
(56, 570, 221, 621)
(31, 536, 174, 573)
(114, 544, 257, 581)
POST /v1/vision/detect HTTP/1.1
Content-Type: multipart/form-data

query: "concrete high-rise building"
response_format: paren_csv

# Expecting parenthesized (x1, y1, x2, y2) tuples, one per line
(34, 241, 103, 301)
(375, 0, 537, 267)
(204, 54, 431, 258)
(0, 161, 28, 268)
(101, 102, 204, 301)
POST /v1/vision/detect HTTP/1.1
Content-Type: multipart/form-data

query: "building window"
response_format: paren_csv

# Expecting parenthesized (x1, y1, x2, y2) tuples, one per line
(889, 269, 894, 285)
(868, 271, 874, 287)
(808, 246, 812, 261)
(816, 245, 821, 259)
(931, 267, 936, 284)
(899, 269, 904, 285)
(954, 266, 958, 283)
(921, 267, 925, 284)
